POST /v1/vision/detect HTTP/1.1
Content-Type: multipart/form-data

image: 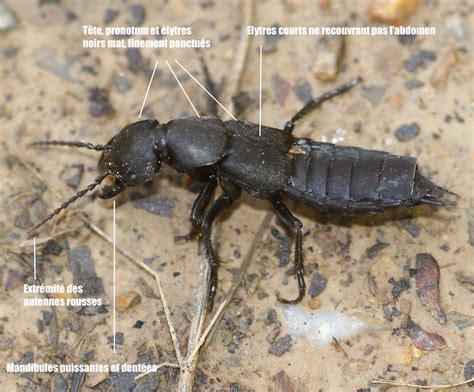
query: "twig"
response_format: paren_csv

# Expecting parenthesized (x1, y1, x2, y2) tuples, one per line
(177, 261, 211, 391)
(370, 378, 474, 389)
(177, 1, 255, 390)
(10, 147, 184, 366)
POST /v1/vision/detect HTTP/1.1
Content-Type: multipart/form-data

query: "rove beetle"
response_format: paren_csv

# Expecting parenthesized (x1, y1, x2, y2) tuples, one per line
(28, 60, 452, 310)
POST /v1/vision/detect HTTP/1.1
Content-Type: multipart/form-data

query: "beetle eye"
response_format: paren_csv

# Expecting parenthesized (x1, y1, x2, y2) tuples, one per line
(129, 171, 137, 181)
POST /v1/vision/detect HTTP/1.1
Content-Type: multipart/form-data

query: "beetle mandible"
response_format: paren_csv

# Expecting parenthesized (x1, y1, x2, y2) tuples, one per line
(28, 61, 451, 310)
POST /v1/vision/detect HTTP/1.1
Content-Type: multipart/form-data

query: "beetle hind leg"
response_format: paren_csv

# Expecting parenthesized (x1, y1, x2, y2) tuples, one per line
(271, 198, 306, 304)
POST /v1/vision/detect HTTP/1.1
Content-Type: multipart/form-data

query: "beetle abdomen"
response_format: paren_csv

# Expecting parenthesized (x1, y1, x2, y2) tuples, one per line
(284, 140, 448, 214)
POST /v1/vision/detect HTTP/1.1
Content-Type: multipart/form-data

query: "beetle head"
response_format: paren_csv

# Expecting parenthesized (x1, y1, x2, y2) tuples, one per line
(98, 119, 162, 198)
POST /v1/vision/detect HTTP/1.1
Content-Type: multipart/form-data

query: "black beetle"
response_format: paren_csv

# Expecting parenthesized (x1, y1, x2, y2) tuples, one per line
(29, 71, 451, 310)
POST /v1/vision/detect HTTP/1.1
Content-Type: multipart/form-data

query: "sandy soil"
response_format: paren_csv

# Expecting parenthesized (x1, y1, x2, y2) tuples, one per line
(0, 0, 472, 391)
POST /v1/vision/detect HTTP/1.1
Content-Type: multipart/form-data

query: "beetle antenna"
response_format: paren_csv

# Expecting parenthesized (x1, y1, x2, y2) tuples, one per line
(27, 170, 111, 234)
(30, 140, 111, 151)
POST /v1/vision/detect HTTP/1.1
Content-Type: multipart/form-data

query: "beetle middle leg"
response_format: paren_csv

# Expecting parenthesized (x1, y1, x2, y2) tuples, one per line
(271, 198, 306, 304)
(284, 77, 362, 134)
(175, 176, 218, 242)
(201, 181, 241, 310)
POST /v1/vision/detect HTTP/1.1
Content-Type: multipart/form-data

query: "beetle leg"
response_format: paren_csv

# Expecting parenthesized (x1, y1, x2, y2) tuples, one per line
(198, 55, 219, 117)
(284, 77, 362, 134)
(201, 183, 241, 310)
(174, 176, 218, 242)
(270, 198, 306, 304)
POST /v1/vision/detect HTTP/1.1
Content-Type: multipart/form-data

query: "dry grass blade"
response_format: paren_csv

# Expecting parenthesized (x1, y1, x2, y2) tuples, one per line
(370, 378, 474, 389)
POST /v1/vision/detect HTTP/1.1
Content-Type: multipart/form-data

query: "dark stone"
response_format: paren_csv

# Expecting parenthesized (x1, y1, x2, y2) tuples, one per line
(262, 23, 283, 53)
(361, 85, 386, 104)
(68, 245, 105, 297)
(231, 91, 253, 115)
(388, 277, 410, 300)
(103, 8, 119, 24)
(264, 309, 278, 326)
(88, 87, 115, 117)
(60, 163, 84, 188)
(394, 122, 420, 141)
(42, 239, 63, 256)
(229, 382, 241, 392)
(107, 332, 124, 345)
(404, 79, 425, 90)
(3, 47, 18, 57)
(113, 73, 132, 93)
(398, 34, 416, 45)
(127, 4, 146, 26)
(293, 80, 313, 103)
(42, 310, 53, 326)
(268, 334, 292, 357)
(125, 48, 145, 74)
(404, 50, 437, 72)
(133, 320, 144, 329)
(132, 196, 175, 217)
(308, 272, 328, 298)
(400, 220, 421, 237)
(36, 319, 44, 333)
(464, 359, 474, 386)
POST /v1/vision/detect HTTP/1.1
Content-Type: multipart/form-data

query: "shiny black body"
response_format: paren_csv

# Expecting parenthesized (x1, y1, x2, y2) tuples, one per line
(30, 77, 449, 310)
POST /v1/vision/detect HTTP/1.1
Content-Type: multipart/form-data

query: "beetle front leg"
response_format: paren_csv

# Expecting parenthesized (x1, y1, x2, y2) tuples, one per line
(174, 176, 218, 242)
(271, 198, 306, 304)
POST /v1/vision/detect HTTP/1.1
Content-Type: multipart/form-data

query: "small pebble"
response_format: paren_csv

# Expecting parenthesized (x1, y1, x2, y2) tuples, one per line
(268, 334, 292, 357)
(133, 320, 144, 329)
(447, 312, 474, 331)
(107, 332, 124, 345)
(270, 73, 290, 105)
(361, 85, 386, 104)
(308, 298, 321, 310)
(262, 23, 282, 53)
(445, 15, 468, 39)
(464, 360, 474, 386)
(370, 0, 421, 24)
(308, 272, 328, 298)
(127, 4, 146, 26)
(42, 239, 63, 256)
(394, 122, 420, 142)
(88, 87, 115, 117)
(313, 34, 345, 81)
(103, 8, 119, 24)
(113, 73, 133, 93)
(0, 1, 16, 30)
(398, 34, 416, 45)
(116, 291, 141, 312)
(125, 48, 145, 74)
(60, 164, 84, 188)
(404, 79, 424, 90)
(293, 80, 313, 103)
(132, 196, 174, 217)
(231, 91, 253, 115)
(404, 50, 437, 72)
